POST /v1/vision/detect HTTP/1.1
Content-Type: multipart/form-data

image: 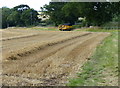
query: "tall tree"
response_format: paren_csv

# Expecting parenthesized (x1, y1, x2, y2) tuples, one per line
(21, 9, 39, 26)
(42, 2, 66, 26)
(43, 2, 82, 25)
(7, 11, 21, 26)
(77, 2, 114, 26)
(2, 4, 39, 28)
(62, 2, 81, 24)
(2, 7, 12, 28)
(42, 2, 119, 26)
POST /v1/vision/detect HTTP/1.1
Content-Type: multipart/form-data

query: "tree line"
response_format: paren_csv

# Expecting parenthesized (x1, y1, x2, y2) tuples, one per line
(1, 4, 40, 28)
(41, 2, 120, 26)
(1, 2, 120, 29)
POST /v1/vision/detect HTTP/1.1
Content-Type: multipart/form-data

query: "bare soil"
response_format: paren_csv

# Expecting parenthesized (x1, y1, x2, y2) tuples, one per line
(1, 29, 110, 86)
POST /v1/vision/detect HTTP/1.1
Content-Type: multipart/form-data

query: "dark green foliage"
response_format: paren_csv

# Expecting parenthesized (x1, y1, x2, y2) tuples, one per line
(62, 2, 80, 25)
(2, 4, 39, 28)
(42, 2, 80, 26)
(82, 2, 114, 26)
(1, 2, 119, 28)
(2, 7, 12, 28)
(42, 2, 66, 26)
(42, 2, 120, 26)
(20, 9, 39, 26)
(7, 11, 20, 26)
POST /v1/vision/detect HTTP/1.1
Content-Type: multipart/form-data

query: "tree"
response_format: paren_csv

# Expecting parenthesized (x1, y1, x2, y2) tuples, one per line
(42, 2, 120, 26)
(13, 4, 39, 26)
(75, 2, 119, 26)
(21, 9, 39, 26)
(76, 2, 114, 26)
(2, 4, 39, 28)
(42, 2, 66, 26)
(62, 2, 81, 25)
(7, 11, 21, 26)
(2, 7, 12, 28)
(42, 2, 82, 25)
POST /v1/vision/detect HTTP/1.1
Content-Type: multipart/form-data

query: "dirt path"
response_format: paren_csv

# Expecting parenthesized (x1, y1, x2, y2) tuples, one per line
(1, 29, 110, 86)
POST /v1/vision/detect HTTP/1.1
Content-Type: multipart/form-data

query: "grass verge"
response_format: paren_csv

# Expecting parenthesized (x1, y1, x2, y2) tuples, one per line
(67, 30, 118, 86)
(74, 28, 119, 32)
(6, 26, 58, 31)
(31, 27, 58, 31)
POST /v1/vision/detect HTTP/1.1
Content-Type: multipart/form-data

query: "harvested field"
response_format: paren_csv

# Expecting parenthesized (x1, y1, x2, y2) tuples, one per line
(1, 29, 110, 86)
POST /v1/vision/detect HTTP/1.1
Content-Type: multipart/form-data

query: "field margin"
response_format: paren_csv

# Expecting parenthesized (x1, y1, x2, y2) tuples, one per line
(67, 29, 118, 86)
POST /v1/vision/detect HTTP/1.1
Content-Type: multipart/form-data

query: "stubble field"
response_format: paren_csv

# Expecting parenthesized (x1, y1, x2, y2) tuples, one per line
(1, 28, 110, 86)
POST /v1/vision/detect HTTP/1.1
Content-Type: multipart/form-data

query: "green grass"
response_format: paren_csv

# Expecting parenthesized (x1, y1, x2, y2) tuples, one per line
(67, 30, 118, 86)
(27, 27, 58, 31)
(74, 28, 119, 32)
(7, 26, 58, 31)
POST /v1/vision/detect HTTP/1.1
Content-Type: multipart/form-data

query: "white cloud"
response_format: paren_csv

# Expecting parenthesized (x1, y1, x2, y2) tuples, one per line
(0, 0, 51, 11)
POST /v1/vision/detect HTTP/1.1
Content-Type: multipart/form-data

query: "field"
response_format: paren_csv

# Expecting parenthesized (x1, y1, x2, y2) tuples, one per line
(1, 27, 115, 86)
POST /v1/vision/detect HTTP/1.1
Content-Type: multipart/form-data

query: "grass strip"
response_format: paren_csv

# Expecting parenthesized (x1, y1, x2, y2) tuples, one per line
(67, 31, 118, 86)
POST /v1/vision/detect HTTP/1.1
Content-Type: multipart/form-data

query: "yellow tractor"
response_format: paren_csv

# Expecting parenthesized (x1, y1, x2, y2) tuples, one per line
(58, 23, 73, 31)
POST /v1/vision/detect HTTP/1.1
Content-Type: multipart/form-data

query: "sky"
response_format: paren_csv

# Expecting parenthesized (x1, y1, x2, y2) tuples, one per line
(0, 0, 51, 11)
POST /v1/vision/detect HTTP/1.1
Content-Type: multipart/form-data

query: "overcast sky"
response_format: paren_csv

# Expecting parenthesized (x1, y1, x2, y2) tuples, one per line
(0, 0, 51, 11)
